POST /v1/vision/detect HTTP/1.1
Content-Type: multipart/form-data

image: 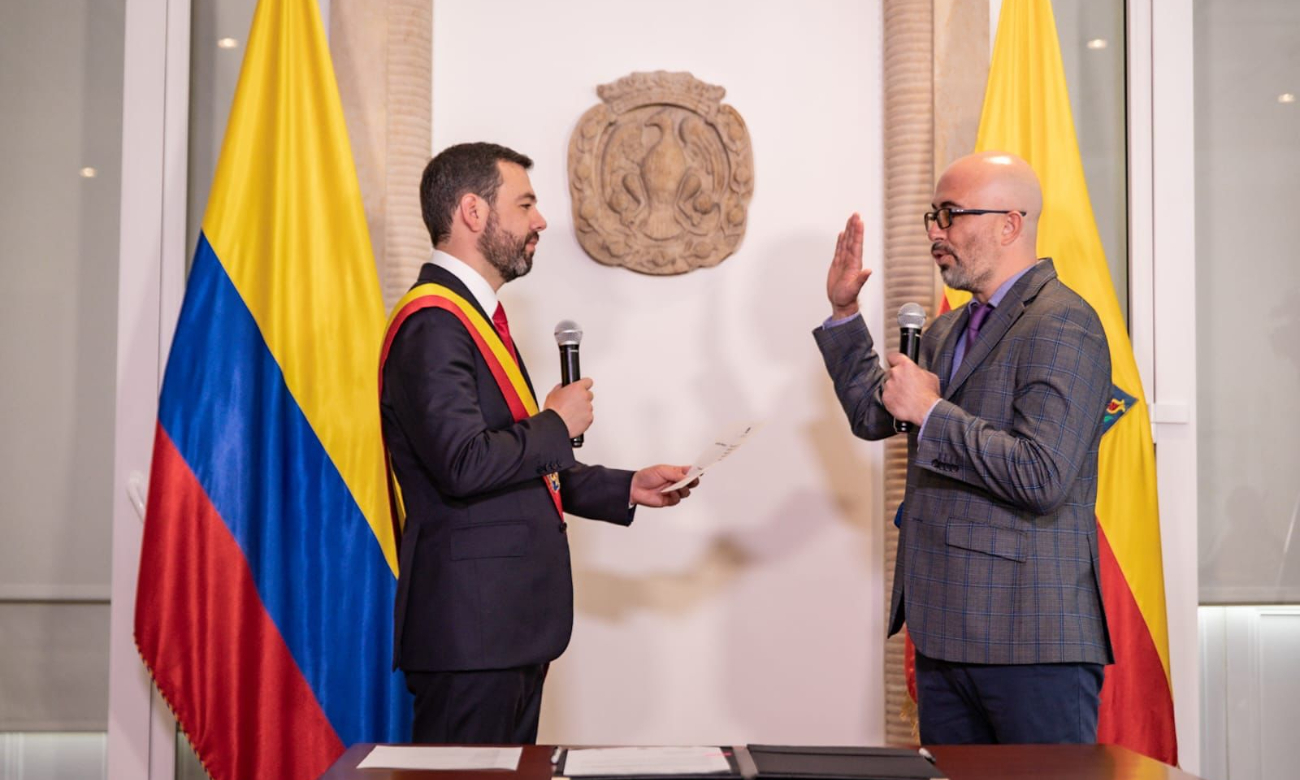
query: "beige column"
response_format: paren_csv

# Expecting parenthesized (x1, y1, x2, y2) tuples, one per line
(882, 0, 935, 745)
(880, 0, 987, 745)
(330, 0, 432, 307)
(932, 0, 989, 299)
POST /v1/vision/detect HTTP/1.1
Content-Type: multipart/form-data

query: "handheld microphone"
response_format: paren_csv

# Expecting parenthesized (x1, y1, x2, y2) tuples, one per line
(894, 302, 927, 433)
(554, 320, 584, 448)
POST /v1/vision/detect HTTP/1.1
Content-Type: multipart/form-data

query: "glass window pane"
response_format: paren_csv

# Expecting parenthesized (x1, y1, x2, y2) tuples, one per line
(1196, 0, 1300, 603)
(0, 0, 122, 605)
(0, 0, 124, 751)
(1051, 0, 1130, 324)
(188, 0, 260, 262)
(0, 734, 108, 779)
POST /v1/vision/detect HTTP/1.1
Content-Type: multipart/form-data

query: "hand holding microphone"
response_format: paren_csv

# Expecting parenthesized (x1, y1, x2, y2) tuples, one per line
(543, 378, 592, 442)
(550, 320, 587, 447)
(892, 303, 927, 433)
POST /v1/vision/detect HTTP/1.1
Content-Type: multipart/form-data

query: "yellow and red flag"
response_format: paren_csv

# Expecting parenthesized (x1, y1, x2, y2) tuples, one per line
(931, 0, 1176, 763)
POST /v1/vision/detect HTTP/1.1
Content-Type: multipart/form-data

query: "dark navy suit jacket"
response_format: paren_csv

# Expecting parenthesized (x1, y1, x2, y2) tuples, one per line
(381, 263, 634, 673)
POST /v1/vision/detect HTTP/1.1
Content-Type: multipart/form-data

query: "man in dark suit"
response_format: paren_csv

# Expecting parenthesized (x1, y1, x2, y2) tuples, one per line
(380, 142, 697, 745)
(815, 152, 1113, 745)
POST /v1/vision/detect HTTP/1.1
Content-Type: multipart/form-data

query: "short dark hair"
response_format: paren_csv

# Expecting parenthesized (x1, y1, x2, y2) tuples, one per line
(419, 142, 534, 247)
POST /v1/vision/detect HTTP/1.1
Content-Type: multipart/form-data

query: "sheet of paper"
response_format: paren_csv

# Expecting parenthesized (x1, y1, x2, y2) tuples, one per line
(661, 423, 761, 492)
(356, 746, 522, 771)
(563, 746, 732, 776)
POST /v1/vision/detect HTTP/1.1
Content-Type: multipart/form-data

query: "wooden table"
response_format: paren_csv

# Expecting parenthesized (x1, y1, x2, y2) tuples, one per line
(322, 744, 1205, 780)
(926, 745, 1203, 779)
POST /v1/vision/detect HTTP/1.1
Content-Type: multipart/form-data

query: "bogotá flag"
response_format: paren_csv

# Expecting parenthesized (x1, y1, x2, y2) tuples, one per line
(133, 0, 411, 777)
(935, 0, 1175, 764)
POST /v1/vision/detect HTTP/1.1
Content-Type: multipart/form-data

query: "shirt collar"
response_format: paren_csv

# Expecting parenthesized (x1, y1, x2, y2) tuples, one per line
(430, 249, 498, 316)
(977, 260, 1039, 311)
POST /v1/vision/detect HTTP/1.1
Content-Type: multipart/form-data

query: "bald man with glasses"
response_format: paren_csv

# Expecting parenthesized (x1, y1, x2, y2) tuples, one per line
(814, 152, 1114, 746)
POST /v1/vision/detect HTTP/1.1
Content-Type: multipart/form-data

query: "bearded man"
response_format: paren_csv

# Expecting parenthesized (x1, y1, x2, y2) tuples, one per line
(380, 143, 697, 744)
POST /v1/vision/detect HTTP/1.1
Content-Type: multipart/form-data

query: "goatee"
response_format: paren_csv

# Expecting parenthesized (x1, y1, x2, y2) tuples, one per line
(933, 241, 974, 292)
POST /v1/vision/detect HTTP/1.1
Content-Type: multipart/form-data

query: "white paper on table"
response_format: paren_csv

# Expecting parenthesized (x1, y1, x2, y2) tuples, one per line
(661, 423, 761, 493)
(356, 745, 522, 771)
(562, 746, 732, 776)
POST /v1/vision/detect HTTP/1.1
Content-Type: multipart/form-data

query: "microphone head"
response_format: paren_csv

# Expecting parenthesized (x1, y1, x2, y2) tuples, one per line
(554, 319, 583, 346)
(897, 302, 926, 330)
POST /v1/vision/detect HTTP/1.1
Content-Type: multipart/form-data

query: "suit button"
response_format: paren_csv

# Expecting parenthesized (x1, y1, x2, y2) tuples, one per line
(932, 459, 942, 468)
(558, 522, 567, 533)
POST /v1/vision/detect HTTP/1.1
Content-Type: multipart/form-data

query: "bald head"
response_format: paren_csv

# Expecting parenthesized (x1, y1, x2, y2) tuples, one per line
(940, 152, 1043, 225)
(928, 152, 1043, 301)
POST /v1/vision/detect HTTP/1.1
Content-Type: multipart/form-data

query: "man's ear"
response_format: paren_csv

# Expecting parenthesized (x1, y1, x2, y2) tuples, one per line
(1001, 211, 1025, 246)
(457, 193, 489, 234)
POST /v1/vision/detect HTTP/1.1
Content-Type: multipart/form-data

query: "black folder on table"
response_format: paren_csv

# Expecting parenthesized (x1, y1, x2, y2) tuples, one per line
(741, 746, 945, 780)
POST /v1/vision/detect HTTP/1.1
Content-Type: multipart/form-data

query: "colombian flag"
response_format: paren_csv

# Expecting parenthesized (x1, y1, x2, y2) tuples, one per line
(133, 0, 410, 777)
(934, 0, 1177, 764)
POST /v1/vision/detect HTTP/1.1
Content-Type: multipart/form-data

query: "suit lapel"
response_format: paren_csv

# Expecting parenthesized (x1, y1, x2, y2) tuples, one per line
(943, 259, 1058, 399)
(945, 301, 1018, 398)
(933, 309, 967, 396)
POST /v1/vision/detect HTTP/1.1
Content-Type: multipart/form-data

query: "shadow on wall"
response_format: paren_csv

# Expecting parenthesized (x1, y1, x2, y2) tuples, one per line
(725, 228, 881, 740)
(718, 378, 879, 740)
(555, 227, 882, 740)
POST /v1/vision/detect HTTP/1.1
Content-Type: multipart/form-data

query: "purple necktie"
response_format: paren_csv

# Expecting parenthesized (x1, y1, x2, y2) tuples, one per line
(965, 302, 994, 355)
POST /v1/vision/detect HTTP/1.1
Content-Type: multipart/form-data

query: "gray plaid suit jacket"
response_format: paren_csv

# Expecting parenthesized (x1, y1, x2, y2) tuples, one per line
(815, 259, 1114, 666)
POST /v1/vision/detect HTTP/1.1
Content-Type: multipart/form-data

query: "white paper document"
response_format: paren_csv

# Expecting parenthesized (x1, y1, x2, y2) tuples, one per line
(562, 746, 732, 776)
(356, 745, 522, 771)
(661, 423, 761, 493)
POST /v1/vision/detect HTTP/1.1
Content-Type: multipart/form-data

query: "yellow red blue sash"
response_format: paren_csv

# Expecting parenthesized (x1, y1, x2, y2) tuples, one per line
(380, 284, 564, 541)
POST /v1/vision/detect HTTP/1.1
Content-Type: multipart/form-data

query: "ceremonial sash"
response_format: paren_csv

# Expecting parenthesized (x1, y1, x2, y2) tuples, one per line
(380, 284, 564, 542)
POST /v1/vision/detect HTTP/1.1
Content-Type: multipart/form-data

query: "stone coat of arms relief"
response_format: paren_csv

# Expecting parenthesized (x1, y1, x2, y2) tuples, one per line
(567, 71, 754, 275)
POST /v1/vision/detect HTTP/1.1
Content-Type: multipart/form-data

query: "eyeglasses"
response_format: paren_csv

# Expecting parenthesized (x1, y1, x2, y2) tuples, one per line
(923, 207, 1027, 231)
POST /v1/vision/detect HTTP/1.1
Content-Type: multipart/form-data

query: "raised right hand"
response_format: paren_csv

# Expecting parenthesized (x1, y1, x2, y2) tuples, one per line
(827, 213, 872, 319)
(544, 377, 594, 438)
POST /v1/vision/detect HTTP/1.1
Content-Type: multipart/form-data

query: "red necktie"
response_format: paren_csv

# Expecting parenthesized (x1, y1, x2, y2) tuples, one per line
(492, 303, 518, 364)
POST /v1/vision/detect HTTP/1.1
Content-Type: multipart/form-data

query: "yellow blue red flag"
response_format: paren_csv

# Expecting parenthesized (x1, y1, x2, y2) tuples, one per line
(133, 0, 410, 777)
(942, 0, 1177, 763)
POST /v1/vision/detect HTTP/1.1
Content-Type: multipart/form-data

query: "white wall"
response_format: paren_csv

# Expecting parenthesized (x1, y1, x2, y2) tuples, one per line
(432, 0, 886, 745)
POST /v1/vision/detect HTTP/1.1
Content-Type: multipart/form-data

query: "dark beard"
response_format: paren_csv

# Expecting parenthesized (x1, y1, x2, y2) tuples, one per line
(479, 211, 537, 283)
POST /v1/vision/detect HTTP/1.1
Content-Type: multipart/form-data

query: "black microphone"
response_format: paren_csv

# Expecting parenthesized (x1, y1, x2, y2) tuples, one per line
(554, 319, 584, 448)
(893, 302, 927, 433)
